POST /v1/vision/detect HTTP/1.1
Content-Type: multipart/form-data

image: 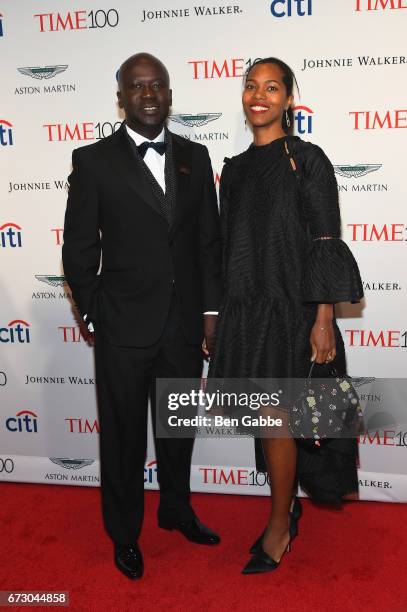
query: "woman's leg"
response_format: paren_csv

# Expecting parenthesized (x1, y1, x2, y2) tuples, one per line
(260, 430, 297, 560)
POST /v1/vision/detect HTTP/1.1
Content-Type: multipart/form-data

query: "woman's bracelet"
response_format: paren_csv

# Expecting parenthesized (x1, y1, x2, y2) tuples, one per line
(316, 322, 332, 331)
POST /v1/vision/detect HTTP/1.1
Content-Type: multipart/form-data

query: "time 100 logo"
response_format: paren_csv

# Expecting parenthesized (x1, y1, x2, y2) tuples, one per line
(34, 9, 119, 32)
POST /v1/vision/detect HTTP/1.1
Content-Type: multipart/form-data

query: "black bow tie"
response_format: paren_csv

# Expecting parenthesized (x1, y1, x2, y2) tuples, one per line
(137, 141, 167, 159)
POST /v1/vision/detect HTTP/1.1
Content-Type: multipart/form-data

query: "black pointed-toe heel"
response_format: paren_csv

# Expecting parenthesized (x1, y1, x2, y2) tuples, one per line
(289, 496, 302, 539)
(242, 539, 291, 575)
(249, 496, 302, 554)
(249, 529, 265, 555)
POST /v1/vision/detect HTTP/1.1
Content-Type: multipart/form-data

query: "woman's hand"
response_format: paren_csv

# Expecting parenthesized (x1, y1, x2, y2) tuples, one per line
(310, 304, 336, 364)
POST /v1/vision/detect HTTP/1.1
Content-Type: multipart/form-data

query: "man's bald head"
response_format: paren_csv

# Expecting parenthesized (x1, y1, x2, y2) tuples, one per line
(118, 53, 170, 91)
(117, 52, 172, 140)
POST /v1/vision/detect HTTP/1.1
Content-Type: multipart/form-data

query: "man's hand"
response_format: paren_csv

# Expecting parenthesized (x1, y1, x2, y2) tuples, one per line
(82, 315, 95, 346)
(203, 314, 217, 359)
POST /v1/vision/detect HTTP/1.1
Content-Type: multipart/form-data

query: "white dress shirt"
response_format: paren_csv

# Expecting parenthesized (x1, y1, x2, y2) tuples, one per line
(125, 124, 166, 192)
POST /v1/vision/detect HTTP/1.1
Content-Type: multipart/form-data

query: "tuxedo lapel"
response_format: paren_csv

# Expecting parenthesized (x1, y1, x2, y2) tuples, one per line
(99, 124, 165, 220)
(169, 133, 192, 239)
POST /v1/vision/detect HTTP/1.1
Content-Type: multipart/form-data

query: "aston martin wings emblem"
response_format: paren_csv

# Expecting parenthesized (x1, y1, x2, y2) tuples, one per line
(169, 113, 222, 127)
(351, 377, 376, 388)
(333, 164, 382, 178)
(17, 65, 68, 80)
(35, 275, 66, 287)
(49, 458, 95, 470)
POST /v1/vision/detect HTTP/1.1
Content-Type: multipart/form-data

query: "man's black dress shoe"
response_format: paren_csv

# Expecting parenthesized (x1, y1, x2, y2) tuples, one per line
(158, 516, 220, 545)
(114, 544, 144, 580)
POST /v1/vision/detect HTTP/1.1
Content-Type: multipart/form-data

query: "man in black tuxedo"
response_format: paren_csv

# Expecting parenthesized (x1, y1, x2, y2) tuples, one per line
(62, 53, 222, 579)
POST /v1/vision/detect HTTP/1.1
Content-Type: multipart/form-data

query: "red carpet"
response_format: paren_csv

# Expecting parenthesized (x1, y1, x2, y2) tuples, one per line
(0, 483, 406, 612)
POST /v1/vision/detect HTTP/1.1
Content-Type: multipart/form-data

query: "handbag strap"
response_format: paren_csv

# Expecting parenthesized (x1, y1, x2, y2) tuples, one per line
(307, 361, 316, 378)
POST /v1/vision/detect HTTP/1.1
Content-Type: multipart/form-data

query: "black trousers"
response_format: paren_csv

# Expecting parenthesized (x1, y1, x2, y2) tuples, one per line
(94, 294, 203, 545)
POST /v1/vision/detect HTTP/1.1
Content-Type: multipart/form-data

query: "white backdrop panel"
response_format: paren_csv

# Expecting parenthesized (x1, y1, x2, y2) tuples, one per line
(1, 0, 406, 501)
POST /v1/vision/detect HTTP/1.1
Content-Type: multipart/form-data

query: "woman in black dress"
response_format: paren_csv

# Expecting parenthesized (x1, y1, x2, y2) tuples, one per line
(209, 58, 364, 574)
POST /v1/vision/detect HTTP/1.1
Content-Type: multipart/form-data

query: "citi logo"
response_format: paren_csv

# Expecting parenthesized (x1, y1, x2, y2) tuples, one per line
(271, 0, 312, 17)
(34, 9, 119, 32)
(0, 320, 31, 344)
(0, 223, 22, 248)
(293, 105, 314, 134)
(0, 120, 14, 146)
(349, 109, 407, 130)
(355, 0, 407, 10)
(144, 460, 158, 484)
(6, 410, 38, 433)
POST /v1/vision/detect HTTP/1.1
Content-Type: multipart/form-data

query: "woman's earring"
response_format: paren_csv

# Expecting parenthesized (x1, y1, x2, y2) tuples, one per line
(244, 117, 247, 130)
(285, 109, 291, 128)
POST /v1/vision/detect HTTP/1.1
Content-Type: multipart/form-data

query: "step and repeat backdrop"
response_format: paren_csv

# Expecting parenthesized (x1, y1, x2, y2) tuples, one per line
(1, 0, 406, 501)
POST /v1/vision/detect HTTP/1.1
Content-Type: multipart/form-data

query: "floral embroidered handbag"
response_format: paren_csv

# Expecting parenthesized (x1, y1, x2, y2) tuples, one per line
(289, 362, 363, 447)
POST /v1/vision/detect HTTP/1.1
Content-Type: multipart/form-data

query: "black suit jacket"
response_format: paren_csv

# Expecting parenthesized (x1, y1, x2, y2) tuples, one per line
(62, 123, 222, 347)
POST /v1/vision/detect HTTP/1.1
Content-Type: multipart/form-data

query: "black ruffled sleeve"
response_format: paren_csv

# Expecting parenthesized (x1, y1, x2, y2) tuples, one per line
(300, 143, 364, 304)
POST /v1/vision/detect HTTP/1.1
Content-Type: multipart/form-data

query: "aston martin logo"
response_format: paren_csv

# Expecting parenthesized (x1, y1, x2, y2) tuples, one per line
(333, 164, 382, 178)
(170, 113, 222, 127)
(35, 275, 66, 287)
(17, 65, 68, 80)
(351, 377, 376, 388)
(49, 458, 95, 470)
